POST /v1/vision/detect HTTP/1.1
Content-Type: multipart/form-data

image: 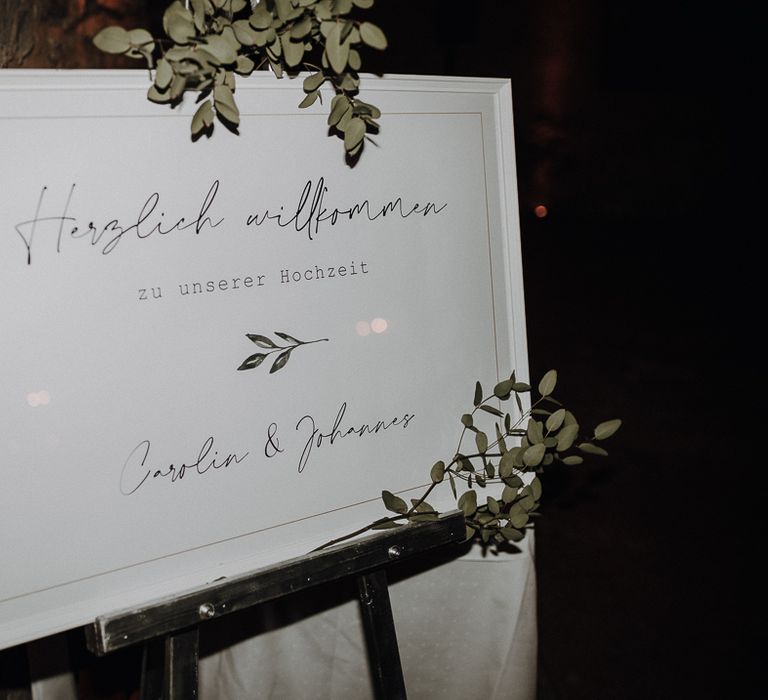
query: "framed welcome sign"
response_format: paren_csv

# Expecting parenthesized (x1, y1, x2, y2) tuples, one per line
(0, 71, 528, 649)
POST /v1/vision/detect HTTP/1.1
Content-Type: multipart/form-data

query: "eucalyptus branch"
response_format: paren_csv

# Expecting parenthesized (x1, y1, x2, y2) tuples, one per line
(92, 0, 388, 163)
(312, 369, 622, 552)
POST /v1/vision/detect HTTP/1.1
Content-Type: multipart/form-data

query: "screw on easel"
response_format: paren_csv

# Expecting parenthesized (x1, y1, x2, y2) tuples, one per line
(387, 545, 402, 559)
(198, 603, 216, 620)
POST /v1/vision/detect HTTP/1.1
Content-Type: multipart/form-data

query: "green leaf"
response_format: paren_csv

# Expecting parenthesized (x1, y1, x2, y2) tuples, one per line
(545, 408, 566, 432)
(203, 34, 238, 64)
(164, 3, 196, 44)
(233, 19, 258, 45)
(523, 443, 546, 467)
(328, 94, 351, 125)
(461, 414, 473, 428)
(430, 460, 445, 484)
(475, 431, 488, 454)
(344, 116, 366, 151)
(352, 0, 374, 7)
(494, 379, 513, 398)
(457, 490, 478, 517)
(291, 15, 313, 39)
(190, 0, 207, 33)
(561, 455, 584, 466)
(299, 91, 319, 108)
(359, 21, 387, 49)
(280, 32, 305, 67)
(304, 71, 325, 92)
(501, 526, 525, 542)
(594, 419, 622, 441)
(508, 505, 529, 529)
(246, 334, 276, 348)
(269, 350, 291, 373)
(578, 442, 609, 457)
(501, 484, 518, 503)
(349, 48, 362, 71)
(93, 26, 132, 54)
(499, 451, 515, 478)
(214, 84, 240, 125)
(237, 352, 266, 370)
(512, 382, 531, 393)
(487, 496, 500, 515)
(530, 476, 542, 501)
(527, 418, 544, 444)
(473, 381, 483, 407)
(372, 520, 400, 530)
(155, 59, 173, 90)
(538, 369, 558, 397)
(325, 22, 349, 74)
(249, 3, 273, 29)
(382, 490, 407, 515)
(479, 404, 504, 418)
(236, 55, 256, 75)
(191, 99, 214, 135)
(556, 423, 579, 452)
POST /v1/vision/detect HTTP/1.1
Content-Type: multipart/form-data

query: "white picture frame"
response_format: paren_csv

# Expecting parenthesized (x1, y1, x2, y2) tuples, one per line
(0, 70, 527, 649)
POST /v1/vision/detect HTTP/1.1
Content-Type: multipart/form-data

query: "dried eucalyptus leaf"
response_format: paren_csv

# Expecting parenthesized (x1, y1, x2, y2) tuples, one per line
(298, 90, 319, 108)
(475, 431, 488, 454)
(304, 71, 325, 92)
(325, 23, 349, 73)
(349, 48, 362, 70)
(291, 15, 313, 39)
(457, 490, 478, 517)
(214, 88, 240, 124)
(155, 58, 174, 90)
(561, 455, 584, 466)
(523, 443, 545, 467)
(249, 3, 274, 29)
(474, 381, 483, 406)
(280, 32, 305, 66)
(430, 460, 445, 483)
(381, 490, 407, 515)
(203, 34, 238, 64)
(538, 369, 558, 397)
(233, 19, 258, 45)
(93, 26, 132, 54)
(359, 21, 387, 49)
(556, 423, 579, 452)
(343, 116, 366, 150)
(235, 55, 256, 75)
(578, 442, 609, 457)
(594, 418, 622, 441)
(546, 408, 566, 432)
(191, 99, 214, 135)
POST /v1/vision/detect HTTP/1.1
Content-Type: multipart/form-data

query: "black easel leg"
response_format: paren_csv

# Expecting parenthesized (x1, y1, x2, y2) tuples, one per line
(163, 627, 199, 700)
(358, 569, 407, 700)
(140, 637, 163, 700)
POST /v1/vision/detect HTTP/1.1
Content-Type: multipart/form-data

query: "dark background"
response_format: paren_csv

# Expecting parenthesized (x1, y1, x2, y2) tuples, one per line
(1, 2, 758, 698)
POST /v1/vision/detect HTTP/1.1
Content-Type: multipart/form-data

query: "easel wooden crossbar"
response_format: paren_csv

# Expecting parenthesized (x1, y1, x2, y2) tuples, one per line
(85, 510, 466, 699)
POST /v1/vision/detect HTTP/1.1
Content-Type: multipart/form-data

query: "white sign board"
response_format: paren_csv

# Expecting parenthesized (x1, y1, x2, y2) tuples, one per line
(0, 71, 527, 650)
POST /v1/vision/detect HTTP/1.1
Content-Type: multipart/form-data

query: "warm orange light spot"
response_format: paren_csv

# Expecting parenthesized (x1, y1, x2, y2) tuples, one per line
(534, 204, 548, 218)
(371, 318, 388, 334)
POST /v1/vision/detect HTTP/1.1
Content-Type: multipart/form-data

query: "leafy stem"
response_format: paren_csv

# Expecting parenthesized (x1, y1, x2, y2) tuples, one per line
(312, 370, 622, 552)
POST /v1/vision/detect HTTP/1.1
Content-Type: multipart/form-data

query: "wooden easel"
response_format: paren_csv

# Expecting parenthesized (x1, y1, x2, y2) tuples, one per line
(85, 511, 465, 700)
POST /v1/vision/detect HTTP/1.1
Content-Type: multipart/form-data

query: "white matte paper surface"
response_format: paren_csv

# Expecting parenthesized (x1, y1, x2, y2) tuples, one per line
(0, 71, 527, 649)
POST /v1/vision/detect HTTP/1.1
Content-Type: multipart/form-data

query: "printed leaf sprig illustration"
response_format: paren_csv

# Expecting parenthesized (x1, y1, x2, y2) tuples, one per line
(314, 370, 621, 550)
(93, 0, 387, 162)
(238, 331, 328, 374)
